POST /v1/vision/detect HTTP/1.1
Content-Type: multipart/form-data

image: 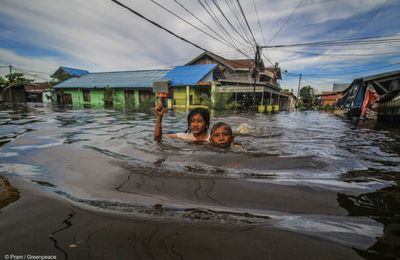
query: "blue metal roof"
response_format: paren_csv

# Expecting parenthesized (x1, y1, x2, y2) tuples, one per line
(163, 64, 217, 86)
(60, 66, 89, 76)
(54, 70, 168, 89)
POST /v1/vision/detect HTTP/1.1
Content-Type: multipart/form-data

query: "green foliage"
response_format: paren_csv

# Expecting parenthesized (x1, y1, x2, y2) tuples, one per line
(137, 96, 156, 112)
(201, 91, 235, 110)
(323, 104, 334, 111)
(282, 88, 292, 93)
(102, 87, 114, 107)
(0, 76, 6, 89)
(300, 85, 314, 108)
(50, 73, 72, 86)
(124, 96, 135, 109)
(4, 73, 33, 88)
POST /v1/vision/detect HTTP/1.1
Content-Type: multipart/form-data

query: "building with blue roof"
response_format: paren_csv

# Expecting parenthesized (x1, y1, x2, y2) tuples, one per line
(162, 64, 219, 109)
(53, 66, 89, 77)
(53, 69, 168, 107)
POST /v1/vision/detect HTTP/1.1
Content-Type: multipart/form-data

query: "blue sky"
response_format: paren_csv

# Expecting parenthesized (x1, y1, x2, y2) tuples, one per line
(0, 0, 399, 94)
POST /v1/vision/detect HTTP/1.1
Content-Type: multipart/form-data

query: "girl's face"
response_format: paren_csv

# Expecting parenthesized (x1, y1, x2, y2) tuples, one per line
(190, 113, 207, 135)
(211, 126, 233, 147)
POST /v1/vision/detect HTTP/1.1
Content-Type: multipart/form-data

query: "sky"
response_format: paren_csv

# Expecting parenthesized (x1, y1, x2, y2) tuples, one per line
(0, 0, 399, 94)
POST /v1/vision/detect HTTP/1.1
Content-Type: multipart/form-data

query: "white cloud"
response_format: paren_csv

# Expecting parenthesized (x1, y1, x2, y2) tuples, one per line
(0, 0, 398, 90)
(0, 49, 59, 80)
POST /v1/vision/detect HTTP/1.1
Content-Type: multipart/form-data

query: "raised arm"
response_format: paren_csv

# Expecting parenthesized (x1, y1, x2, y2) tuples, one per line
(154, 103, 167, 141)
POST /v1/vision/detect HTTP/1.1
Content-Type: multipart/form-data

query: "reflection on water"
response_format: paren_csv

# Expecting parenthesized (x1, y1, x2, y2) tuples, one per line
(338, 185, 400, 258)
(0, 106, 399, 258)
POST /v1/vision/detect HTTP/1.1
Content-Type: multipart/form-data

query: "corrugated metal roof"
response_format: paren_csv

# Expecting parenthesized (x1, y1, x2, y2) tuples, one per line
(60, 66, 89, 76)
(163, 64, 217, 86)
(361, 69, 400, 82)
(332, 83, 349, 92)
(54, 70, 168, 89)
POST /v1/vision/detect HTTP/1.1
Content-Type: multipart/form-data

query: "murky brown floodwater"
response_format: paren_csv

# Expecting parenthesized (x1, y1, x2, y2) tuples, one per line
(0, 106, 399, 258)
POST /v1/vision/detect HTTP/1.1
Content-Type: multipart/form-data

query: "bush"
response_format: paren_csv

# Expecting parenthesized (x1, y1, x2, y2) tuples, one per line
(201, 91, 235, 111)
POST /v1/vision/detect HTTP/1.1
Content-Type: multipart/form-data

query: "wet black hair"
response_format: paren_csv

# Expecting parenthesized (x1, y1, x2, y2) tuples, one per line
(185, 107, 210, 133)
(211, 122, 233, 135)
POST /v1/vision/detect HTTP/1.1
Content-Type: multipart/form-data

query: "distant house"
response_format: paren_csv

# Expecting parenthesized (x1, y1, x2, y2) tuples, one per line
(185, 52, 290, 111)
(1, 85, 26, 103)
(53, 69, 168, 107)
(52, 66, 89, 79)
(162, 64, 218, 109)
(24, 82, 51, 103)
(279, 91, 297, 111)
(336, 70, 400, 121)
(315, 83, 349, 108)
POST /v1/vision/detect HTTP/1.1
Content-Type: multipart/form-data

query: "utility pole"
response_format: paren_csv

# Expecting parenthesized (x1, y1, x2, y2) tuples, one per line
(296, 73, 302, 108)
(9, 65, 12, 103)
(252, 45, 260, 113)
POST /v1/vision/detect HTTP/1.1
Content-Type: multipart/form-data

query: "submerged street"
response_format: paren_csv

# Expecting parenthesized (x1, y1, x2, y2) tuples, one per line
(0, 107, 399, 259)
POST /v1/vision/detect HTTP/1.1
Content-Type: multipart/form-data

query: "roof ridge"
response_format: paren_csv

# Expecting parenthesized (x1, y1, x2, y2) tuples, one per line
(87, 69, 170, 74)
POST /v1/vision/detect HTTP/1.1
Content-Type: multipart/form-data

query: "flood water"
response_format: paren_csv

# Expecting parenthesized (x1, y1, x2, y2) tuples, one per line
(1, 106, 399, 258)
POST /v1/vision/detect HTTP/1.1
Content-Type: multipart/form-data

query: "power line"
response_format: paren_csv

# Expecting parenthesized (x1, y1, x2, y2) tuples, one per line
(278, 49, 400, 57)
(11, 66, 50, 81)
(110, 0, 219, 56)
(224, 0, 254, 44)
(251, 0, 273, 66)
(252, 0, 266, 45)
(210, 0, 253, 46)
(236, 0, 257, 45)
(196, 0, 249, 55)
(148, 0, 234, 50)
(285, 62, 400, 78)
(318, 0, 391, 66)
(267, 0, 303, 45)
(197, 0, 241, 46)
(173, 0, 236, 50)
(262, 35, 400, 49)
(352, 0, 391, 40)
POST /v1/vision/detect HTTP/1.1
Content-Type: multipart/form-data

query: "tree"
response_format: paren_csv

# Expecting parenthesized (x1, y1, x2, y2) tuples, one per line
(0, 73, 33, 101)
(299, 85, 314, 109)
(0, 76, 6, 89)
(5, 73, 33, 88)
(50, 73, 71, 86)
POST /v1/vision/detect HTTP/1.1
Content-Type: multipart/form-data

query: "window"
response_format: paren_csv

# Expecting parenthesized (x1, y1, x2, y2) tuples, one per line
(83, 89, 91, 102)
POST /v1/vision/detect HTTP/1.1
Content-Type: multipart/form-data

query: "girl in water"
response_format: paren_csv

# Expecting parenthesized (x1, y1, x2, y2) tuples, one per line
(154, 103, 210, 142)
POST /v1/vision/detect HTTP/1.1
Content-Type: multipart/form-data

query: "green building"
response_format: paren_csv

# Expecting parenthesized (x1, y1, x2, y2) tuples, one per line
(53, 69, 168, 108)
(161, 64, 218, 110)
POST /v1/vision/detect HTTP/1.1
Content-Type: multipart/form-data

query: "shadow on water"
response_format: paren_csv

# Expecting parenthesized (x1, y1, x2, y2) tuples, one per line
(338, 182, 400, 258)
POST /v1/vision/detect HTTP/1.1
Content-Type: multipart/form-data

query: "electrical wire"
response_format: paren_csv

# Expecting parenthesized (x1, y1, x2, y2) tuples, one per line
(110, 0, 223, 57)
(236, 0, 257, 45)
(11, 66, 50, 81)
(252, 0, 266, 45)
(280, 49, 400, 58)
(285, 62, 400, 78)
(249, 0, 273, 66)
(262, 35, 400, 49)
(267, 0, 303, 45)
(148, 0, 234, 50)
(173, 0, 236, 49)
(210, 0, 253, 47)
(224, 0, 254, 44)
(318, 0, 392, 66)
(196, 0, 250, 56)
